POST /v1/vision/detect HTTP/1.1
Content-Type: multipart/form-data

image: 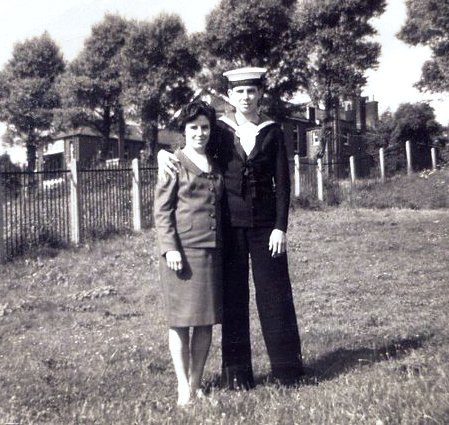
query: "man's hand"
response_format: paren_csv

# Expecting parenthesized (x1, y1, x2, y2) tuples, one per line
(268, 229, 287, 257)
(165, 250, 183, 271)
(157, 150, 180, 180)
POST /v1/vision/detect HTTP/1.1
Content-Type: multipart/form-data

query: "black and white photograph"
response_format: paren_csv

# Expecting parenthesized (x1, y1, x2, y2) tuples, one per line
(1, 1, 448, 423)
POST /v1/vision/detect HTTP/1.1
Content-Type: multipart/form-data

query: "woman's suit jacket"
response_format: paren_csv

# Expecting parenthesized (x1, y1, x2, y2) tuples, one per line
(154, 150, 224, 256)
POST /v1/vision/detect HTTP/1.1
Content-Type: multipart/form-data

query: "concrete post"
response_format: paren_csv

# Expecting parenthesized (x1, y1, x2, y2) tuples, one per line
(379, 148, 385, 183)
(349, 155, 356, 185)
(317, 158, 324, 202)
(132, 158, 142, 232)
(431, 147, 437, 171)
(294, 154, 300, 198)
(406, 140, 413, 175)
(69, 160, 81, 245)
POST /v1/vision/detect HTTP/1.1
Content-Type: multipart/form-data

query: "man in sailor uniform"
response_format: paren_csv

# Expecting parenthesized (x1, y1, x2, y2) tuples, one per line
(217, 67, 303, 389)
(158, 67, 304, 389)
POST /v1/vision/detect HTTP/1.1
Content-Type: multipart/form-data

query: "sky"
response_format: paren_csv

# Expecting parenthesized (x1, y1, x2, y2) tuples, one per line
(0, 0, 447, 163)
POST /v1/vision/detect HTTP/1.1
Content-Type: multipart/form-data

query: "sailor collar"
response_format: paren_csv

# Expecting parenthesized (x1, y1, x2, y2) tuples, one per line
(218, 114, 276, 138)
(175, 149, 218, 177)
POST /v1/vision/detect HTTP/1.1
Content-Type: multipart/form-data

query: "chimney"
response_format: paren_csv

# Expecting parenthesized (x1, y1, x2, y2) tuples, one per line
(365, 99, 379, 130)
(307, 106, 316, 123)
(355, 96, 366, 132)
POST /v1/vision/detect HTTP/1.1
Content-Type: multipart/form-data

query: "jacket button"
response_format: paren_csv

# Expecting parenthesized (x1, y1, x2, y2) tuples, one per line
(210, 225, 216, 230)
(209, 187, 214, 192)
(209, 212, 216, 218)
(211, 200, 216, 205)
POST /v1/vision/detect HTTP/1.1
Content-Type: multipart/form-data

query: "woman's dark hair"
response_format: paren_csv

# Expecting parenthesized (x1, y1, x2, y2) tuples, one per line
(177, 100, 217, 132)
(177, 100, 218, 156)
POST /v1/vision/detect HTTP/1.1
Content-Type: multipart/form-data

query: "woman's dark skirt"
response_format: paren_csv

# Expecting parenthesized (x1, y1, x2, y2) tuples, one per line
(160, 247, 223, 327)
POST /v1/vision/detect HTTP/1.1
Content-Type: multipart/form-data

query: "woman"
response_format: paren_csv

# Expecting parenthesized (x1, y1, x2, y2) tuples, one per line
(154, 100, 223, 406)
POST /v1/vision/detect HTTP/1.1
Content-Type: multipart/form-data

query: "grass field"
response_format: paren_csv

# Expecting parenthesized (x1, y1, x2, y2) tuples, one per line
(1, 204, 449, 424)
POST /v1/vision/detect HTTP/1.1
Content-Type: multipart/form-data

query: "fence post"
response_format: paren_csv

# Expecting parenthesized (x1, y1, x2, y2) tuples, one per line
(349, 155, 356, 185)
(294, 154, 300, 197)
(431, 147, 437, 171)
(379, 147, 385, 183)
(406, 140, 413, 175)
(317, 158, 324, 202)
(132, 158, 142, 232)
(69, 160, 81, 245)
(0, 179, 5, 263)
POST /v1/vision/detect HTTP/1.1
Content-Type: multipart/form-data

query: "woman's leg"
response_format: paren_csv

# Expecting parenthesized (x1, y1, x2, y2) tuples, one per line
(190, 325, 212, 394)
(169, 327, 191, 405)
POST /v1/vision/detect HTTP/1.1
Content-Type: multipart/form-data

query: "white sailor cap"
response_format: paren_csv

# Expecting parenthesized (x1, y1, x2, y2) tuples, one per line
(223, 67, 267, 88)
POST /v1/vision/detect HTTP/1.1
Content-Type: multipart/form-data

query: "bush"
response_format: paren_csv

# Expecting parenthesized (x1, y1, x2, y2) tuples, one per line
(0, 154, 22, 198)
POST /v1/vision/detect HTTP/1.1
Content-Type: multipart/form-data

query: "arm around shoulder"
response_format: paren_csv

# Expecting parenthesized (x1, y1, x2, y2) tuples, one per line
(157, 149, 180, 180)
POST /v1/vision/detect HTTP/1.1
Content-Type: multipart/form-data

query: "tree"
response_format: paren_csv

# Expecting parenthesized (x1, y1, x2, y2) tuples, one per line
(398, 1, 449, 94)
(390, 102, 443, 170)
(365, 110, 402, 173)
(0, 33, 65, 172)
(292, 0, 386, 167)
(200, 0, 386, 169)
(57, 14, 130, 161)
(370, 110, 395, 149)
(200, 0, 307, 116)
(367, 103, 443, 172)
(122, 14, 200, 158)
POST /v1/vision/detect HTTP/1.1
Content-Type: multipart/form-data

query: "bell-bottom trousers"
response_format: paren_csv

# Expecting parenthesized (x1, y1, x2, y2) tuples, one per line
(221, 226, 303, 389)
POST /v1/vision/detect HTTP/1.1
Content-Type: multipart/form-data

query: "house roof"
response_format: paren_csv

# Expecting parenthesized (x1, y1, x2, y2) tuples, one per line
(54, 126, 144, 142)
(54, 126, 189, 150)
(285, 114, 311, 123)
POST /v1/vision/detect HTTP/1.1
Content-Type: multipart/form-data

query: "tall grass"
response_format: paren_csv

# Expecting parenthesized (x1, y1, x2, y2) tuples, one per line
(294, 166, 449, 210)
(342, 166, 449, 209)
(1, 206, 448, 424)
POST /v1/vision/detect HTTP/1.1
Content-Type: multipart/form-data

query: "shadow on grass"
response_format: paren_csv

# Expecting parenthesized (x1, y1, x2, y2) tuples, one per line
(303, 333, 431, 384)
(204, 334, 432, 391)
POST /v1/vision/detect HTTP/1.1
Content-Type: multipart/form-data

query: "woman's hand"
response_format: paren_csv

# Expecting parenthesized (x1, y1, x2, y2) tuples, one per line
(165, 250, 183, 271)
(157, 150, 180, 180)
(268, 229, 287, 257)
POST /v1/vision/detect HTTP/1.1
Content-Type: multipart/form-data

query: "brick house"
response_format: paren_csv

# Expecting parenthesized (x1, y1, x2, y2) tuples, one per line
(38, 126, 145, 172)
(38, 91, 378, 176)
(296, 96, 379, 176)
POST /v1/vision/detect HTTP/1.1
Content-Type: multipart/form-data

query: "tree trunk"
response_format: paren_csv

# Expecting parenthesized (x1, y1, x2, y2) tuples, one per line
(319, 92, 334, 175)
(25, 140, 37, 191)
(26, 143, 37, 173)
(333, 98, 341, 178)
(142, 121, 158, 161)
(98, 106, 112, 162)
(117, 106, 125, 161)
(141, 103, 159, 161)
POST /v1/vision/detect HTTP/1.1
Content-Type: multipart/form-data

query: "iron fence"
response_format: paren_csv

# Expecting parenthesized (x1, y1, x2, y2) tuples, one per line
(1, 160, 158, 260)
(78, 161, 134, 239)
(1, 140, 443, 261)
(140, 163, 158, 228)
(1, 167, 71, 260)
